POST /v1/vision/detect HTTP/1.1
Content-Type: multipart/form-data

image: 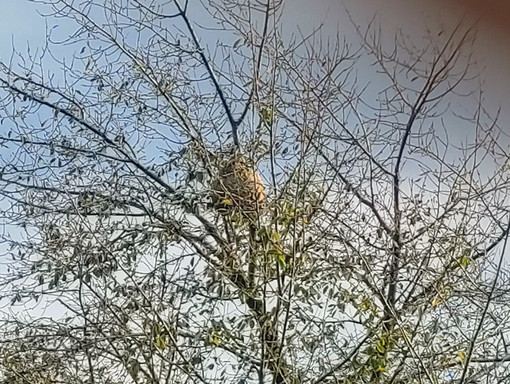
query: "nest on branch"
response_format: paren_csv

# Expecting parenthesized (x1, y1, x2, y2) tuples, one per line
(211, 152, 265, 215)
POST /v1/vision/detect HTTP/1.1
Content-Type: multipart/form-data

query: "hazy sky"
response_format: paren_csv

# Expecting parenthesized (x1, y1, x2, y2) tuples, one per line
(0, 2, 45, 51)
(0, 0, 510, 94)
(1, 0, 509, 317)
(1, 0, 507, 121)
(287, 0, 510, 121)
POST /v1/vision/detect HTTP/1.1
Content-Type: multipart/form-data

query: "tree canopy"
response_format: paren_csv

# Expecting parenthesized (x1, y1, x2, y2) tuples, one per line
(1, 1, 510, 383)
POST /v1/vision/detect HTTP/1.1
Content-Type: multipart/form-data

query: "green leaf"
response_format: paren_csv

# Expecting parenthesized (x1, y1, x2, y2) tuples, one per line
(156, 335, 166, 350)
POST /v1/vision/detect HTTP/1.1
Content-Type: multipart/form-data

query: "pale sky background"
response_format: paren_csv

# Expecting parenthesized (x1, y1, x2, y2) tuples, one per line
(1, 0, 508, 122)
(1, 0, 509, 271)
(0, 1, 509, 366)
(289, 0, 510, 126)
(0, 0, 505, 336)
(0, 0, 508, 243)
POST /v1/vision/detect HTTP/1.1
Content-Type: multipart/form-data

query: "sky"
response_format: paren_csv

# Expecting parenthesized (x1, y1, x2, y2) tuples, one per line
(286, 0, 510, 124)
(1, 0, 508, 260)
(0, 2, 45, 51)
(0, 2, 508, 246)
(0, 1, 509, 373)
(1, 0, 508, 111)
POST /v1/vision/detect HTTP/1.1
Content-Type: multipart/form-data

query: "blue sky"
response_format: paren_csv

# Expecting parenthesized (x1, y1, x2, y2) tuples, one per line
(1, 0, 509, 361)
(1, 0, 508, 108)
(0, 1, 46, 55)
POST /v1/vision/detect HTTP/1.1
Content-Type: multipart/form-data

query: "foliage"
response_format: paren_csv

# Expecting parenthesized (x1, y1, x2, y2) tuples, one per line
(0, 1, 510, 384)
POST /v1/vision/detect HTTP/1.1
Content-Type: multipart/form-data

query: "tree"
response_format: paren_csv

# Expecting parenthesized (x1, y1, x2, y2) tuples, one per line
(0, 1, 509, 383)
